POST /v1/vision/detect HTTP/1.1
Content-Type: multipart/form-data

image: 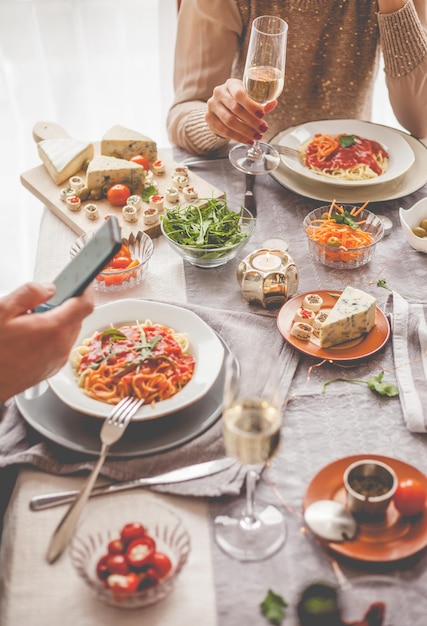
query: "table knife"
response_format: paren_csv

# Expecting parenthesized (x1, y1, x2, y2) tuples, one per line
(30, 458, 235, 511)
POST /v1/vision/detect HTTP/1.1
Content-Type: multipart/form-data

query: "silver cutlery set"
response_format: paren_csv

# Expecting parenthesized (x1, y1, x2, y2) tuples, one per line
(35, 394, 234, 563)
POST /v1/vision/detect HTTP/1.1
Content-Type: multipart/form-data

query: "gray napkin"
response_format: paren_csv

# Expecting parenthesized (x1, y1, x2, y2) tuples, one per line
(386, 291, 427, 433)
(0, 302, 300, 497)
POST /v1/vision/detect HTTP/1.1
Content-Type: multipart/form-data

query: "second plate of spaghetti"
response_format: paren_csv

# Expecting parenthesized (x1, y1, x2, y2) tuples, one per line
(48, 299, 224, 421)
(278, 119, 414, 187)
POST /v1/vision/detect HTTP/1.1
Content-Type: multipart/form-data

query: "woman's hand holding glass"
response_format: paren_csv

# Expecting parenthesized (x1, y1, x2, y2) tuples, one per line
(228, 15, 288, 175)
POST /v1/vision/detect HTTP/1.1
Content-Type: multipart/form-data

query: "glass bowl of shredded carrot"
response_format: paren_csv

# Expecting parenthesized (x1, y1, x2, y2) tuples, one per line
(70, 229, 154, 292)
(303, 201, 384, 269)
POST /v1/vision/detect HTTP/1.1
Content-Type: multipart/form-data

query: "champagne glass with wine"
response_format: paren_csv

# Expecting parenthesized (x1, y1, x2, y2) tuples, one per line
(229, 15, 288, 175)
(214, 355, 287, 561)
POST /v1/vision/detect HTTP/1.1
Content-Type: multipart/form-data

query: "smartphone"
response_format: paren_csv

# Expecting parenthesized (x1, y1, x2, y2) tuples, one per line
(33, 216, 122, 312)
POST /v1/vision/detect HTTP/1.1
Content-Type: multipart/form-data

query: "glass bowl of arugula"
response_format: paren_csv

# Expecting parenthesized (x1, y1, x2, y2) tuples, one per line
(303, 202, 384, 269)
(160, 199, 256, 268)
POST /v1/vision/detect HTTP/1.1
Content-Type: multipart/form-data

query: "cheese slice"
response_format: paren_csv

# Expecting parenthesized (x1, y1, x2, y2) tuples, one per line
(101, 125, 157, 162)
(86, 155, 146, 198)
(37, 138, 94, 185)
(319, 286, 376, 348)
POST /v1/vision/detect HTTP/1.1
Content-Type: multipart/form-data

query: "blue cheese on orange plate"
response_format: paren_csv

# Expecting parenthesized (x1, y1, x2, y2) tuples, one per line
(86, 155, 146, 199)
(319, 286, 376, 348)
(101, 125, 157, 163)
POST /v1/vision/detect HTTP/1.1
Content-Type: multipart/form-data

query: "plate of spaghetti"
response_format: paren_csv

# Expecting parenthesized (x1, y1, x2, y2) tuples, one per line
(48, 299, 224, 421)
(278, 119, 414, 187)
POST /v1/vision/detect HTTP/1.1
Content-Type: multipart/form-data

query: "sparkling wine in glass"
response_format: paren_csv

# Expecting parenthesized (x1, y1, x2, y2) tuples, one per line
(229, 15, 288, 175)
(214, 355, 286, 561)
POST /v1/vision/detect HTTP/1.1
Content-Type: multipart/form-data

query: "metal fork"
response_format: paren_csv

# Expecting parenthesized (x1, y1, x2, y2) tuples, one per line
(46, 396, 144, 564)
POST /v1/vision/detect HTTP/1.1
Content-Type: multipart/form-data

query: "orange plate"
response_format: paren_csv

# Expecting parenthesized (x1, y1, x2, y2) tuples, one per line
(277, 290, 390, 362)
(303, 454, 427, 563)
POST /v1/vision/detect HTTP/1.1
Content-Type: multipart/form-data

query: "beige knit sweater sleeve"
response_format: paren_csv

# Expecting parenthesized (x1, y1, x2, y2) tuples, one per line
(378, 0, 427, 138)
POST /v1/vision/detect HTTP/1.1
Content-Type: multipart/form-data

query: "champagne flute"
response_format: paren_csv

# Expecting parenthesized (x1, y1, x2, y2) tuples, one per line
(229, 15, 288, 175)
(214, 355, 286, 561)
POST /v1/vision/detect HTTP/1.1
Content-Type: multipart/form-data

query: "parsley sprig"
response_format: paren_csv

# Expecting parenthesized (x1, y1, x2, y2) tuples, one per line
(260, 590, 288, 625)
(322, 371, 399, 397)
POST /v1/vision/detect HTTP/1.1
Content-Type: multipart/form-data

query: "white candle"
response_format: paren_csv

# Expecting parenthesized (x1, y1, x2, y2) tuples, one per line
(262, 237, 289, 252)
(251, 251, 282, 271)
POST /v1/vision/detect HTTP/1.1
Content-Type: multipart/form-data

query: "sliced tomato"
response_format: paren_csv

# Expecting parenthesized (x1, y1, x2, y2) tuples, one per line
(107, 184, 131, 206)
(130, 154, 150, 170)
(126, 537, 156, 569)
(107, 572, 139, 595)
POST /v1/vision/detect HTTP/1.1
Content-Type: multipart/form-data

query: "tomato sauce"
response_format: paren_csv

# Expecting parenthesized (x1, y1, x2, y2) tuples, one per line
(305, 134, 388, 176)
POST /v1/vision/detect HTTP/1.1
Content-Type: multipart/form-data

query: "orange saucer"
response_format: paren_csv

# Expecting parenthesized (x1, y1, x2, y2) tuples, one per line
(303, 454, 427, 563)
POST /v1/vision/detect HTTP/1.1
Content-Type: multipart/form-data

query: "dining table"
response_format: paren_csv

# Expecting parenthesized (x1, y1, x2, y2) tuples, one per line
(1, 135, 427, 626)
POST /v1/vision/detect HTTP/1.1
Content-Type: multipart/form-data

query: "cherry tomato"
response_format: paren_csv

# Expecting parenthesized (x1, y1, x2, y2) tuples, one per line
(138, 567, 160, 590)
(130, 154, 150, 170)
(107, 572, 139, 595)
(108, 538, 125, 555)
(126, 537, 156, 569)
(106, 554, 129, 576)
(393, 478, 426, 516)
(120, 522, 146, 547)
(107, 184, 131, 206)
(151, 552, 172, 579)
(96, 554, 110, 581)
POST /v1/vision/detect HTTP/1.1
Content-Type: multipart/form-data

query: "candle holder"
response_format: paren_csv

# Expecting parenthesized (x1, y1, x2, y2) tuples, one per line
(237, 248, 299, 309)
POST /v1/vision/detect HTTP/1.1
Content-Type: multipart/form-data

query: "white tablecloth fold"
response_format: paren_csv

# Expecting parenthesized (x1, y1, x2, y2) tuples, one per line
(386, 291, 427, 433)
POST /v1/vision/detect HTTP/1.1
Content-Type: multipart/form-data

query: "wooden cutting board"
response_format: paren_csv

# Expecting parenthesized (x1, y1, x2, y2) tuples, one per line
(20, 121, 225, 238)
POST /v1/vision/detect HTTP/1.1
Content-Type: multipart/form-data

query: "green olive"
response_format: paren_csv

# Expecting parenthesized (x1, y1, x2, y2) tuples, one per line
(420, 218, 427, 231)
(321, 212, 330, 220)
(327, 236, 340, 247)
(412, 226, 427, 238)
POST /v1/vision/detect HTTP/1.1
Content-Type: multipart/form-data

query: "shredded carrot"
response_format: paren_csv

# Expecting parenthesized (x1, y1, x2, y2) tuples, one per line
(306, 200, 375, 263)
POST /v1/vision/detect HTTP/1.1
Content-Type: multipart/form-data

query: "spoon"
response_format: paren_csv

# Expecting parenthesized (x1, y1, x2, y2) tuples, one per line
(304, 500, 358, 542)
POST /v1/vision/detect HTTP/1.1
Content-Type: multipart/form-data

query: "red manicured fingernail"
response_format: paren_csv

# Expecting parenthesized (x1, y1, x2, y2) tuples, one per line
(259, 124, 268, 133)
(254, 132, 262, 140)
(255, 110, 264, 119)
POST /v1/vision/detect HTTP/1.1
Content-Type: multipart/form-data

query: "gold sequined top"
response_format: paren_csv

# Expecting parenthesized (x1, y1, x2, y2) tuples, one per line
(167, 0, 427, 154)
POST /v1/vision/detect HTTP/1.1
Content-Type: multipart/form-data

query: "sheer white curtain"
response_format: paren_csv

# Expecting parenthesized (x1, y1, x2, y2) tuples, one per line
(0, 0, 177, 293)
(0, 0, 401, 294)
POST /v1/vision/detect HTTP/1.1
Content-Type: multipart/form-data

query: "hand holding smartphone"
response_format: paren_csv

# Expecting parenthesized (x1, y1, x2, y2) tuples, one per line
(33, 216, 122, 313)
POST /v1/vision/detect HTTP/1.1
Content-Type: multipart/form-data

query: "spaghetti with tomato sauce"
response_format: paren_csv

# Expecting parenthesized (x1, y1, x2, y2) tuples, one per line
(302, 134, 388, 181)
(71, 321, 196, 406)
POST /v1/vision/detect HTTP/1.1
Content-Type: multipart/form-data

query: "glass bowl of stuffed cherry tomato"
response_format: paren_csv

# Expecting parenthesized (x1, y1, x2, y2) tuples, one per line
(69, 498, 191, 609)
(70, 227, 154, 293)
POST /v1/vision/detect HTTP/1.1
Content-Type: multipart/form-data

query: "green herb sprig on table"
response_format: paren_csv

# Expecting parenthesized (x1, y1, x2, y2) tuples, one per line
(260, 590, 288, 625)
(161, 198, 251, 249)
(322, 371, 399, 397)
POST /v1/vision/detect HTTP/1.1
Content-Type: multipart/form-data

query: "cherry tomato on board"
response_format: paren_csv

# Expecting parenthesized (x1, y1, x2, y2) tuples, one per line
(130, 154, 150, 170)
(393, 478, 426, 516)
(107, 184, 131, 206)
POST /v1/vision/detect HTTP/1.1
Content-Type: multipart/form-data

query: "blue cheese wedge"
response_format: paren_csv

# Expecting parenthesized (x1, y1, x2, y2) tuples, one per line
(37, 138, 94, 185)
(86, 155, 146, 199)
(319, 286, 376, 348)
(101, 125, 157, 162)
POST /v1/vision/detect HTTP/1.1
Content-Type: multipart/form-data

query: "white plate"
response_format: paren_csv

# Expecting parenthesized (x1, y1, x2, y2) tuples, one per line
(278, 119, 415, 187)
(48, 299, 224, 421)
(270, 126, 427, 203)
